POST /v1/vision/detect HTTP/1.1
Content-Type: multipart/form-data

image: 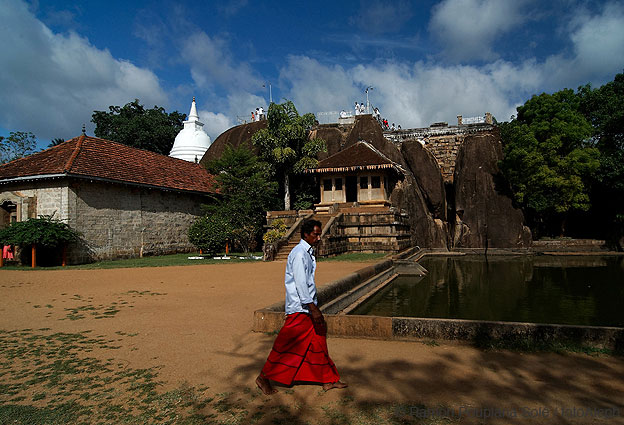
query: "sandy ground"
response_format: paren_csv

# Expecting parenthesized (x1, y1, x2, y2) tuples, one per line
(1, 261, 623, 424)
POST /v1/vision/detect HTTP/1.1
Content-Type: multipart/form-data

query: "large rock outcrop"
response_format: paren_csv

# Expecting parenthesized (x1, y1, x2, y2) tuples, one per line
(453, 133, 531, 248)
(200, 120, 266, 166)
(401, 140, 447, 221)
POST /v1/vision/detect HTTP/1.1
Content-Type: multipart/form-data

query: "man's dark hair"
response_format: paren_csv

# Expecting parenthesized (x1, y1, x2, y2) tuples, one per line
(301, 219, 322, 238)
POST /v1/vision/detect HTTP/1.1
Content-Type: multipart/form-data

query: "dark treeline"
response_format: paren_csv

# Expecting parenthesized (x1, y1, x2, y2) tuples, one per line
(499, 73, 623, 246)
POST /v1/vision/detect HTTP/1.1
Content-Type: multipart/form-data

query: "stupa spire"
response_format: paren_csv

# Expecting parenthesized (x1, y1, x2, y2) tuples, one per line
(188, 97, 199, 121)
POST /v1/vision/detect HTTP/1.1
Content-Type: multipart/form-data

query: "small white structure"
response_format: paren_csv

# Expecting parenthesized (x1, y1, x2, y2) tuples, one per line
(169, 97, 212, 162)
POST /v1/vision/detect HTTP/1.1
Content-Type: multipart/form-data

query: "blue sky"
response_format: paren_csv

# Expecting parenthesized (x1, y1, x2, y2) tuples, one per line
(1, 0, 623, 150)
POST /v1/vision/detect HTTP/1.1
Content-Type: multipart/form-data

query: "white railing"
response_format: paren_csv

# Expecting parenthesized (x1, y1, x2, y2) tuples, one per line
(463, 116, 486, 125)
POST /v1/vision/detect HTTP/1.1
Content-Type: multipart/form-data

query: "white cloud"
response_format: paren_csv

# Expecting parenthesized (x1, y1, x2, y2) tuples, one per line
(198, 110, 233, 142)
(279, 56, 525, 128)
(278, 56, 361, 116)
(181, 31, 262, 92)
(0, 0, 168, 141)
(568, 2, 624, 83)
(429, 0, 532, 62)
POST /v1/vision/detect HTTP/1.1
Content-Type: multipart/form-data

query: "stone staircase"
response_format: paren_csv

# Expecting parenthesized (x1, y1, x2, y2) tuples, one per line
(274, 214, 333, 261)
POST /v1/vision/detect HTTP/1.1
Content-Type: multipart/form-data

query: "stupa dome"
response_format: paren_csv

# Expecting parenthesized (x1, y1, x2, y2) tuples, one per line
(169, 97, 212, 162)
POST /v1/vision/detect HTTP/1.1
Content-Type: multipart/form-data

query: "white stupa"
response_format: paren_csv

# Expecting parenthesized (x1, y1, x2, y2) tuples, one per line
(169, 97, 212, 162)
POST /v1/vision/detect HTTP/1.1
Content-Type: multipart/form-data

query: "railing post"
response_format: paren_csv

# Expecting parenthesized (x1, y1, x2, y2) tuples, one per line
(31, 244, 36, 268)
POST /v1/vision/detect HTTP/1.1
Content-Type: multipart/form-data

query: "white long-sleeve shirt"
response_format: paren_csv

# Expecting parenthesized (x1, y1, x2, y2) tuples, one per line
(284, 239, 317, 315)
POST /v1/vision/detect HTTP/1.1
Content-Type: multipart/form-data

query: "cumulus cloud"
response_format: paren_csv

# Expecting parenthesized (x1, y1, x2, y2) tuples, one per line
(567, 2, 624, 83)
(181, 31, 262, 92)
(429, 0, 532, 62)
(280, 57, 525, 128)
(0, 0, 168, 141)
(279, 2, 624, 128)
(198, 110, 233, 142)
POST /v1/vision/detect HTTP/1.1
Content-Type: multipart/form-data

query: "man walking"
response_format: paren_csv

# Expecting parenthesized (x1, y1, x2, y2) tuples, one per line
(256, 219, 348, 395)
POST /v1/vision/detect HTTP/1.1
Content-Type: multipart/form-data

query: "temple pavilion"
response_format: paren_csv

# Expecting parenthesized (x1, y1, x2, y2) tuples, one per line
(306, 141, 403, 213)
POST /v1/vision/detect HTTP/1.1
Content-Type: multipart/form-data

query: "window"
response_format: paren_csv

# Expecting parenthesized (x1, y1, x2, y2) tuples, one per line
(360, 176, 368, 189)
(323, 179, 332, 191)
(371, 176, 381, 188)
(335, 178, 342, 191)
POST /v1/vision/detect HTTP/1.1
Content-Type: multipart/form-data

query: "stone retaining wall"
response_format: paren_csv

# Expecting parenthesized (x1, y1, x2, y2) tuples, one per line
(318, 210, 412, 256)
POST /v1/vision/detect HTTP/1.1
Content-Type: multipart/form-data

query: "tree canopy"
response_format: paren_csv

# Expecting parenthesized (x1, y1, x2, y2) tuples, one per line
(91, 99, 185, 155)
(251, 100, 326, 210)
(0, 131, 38, 164)
(499, 89, 600, 235)
(189, 143, 279, 254)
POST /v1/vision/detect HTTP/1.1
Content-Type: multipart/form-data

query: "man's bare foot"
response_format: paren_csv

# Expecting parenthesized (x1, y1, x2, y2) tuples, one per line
(255, 375, 278, 395)
(323, 381, 348, 391)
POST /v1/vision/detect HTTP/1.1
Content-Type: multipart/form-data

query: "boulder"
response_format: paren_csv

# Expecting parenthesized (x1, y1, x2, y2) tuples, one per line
(401, 140, 447, 221)
(199, 120, 266, 166)
(453, 132, 531, 248)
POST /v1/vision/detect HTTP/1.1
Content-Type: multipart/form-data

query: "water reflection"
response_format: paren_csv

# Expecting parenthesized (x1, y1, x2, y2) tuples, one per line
(349, 256, 624, 327)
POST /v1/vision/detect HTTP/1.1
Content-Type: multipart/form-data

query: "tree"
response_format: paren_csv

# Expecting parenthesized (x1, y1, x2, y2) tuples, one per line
(203, 143, 279, 252)
(0, 131, 37, 164)
(499, 89, 600, 236)
(91, 99, 185, 155)
(578, 73, 624, 244)
(251, 100, 326, 210)
(48, 137, 66, 147)
(188, 215, 232, 256)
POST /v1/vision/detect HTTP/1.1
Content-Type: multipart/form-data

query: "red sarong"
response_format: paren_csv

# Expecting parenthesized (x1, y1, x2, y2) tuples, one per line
(261, 312, 340, 385)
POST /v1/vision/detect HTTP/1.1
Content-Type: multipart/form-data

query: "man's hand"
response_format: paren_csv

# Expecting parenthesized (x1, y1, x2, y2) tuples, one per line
(307, 303, 326, 335)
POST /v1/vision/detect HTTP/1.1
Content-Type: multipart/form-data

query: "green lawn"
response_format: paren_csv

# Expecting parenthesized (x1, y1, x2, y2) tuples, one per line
(1, 251, 388, 270)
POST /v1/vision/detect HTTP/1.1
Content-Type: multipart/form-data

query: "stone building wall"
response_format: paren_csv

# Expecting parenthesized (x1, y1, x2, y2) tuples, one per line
(0, 181, 70, 224)
(1, 179, 208, 264)
(68, 181, 206, 263)
(384, 124, 495, 183)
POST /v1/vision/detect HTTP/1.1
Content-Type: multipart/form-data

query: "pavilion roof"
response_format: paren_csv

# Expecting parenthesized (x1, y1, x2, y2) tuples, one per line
(306, 141, 402, 174)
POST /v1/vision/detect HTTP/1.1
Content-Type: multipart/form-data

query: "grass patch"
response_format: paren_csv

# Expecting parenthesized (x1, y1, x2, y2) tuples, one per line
(319, 252, 388, 262)
(1, 252, 264, 271)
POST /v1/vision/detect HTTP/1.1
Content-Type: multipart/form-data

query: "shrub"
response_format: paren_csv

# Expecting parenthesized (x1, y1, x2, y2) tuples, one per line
(263, 219, 289, 244)
(0, 215, 79, 247)
(188, 215, 231, 256)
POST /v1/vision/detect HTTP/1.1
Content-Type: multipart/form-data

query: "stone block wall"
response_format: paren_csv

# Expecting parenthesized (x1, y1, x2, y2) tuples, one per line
(68, 181, 206, 263)
(0, 181, 70, 223)
(318, 210, 411, 256)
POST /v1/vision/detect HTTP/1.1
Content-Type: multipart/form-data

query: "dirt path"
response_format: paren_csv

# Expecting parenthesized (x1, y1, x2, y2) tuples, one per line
(1, 261, 623, 424)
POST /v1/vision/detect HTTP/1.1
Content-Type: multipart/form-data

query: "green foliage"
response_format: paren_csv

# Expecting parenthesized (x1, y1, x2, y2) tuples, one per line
(0, 215, 79, 247)
(0, 131, 37, 164)
(263, 219, 288, 244)
(91, 99, 185, 155)
(252, 100, 326, 210)
(187, 215, 231, 256)
(577, 73, 624, 243)
(48, 137, 66, 148)
(499, 89, 600, 235)
(196, 144, 278, 253)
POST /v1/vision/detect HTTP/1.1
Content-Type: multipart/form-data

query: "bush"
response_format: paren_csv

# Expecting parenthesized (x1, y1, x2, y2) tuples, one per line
(0, 215, 79, 247)
(188, 215, 231, 256)
(263, 219, 289, 244)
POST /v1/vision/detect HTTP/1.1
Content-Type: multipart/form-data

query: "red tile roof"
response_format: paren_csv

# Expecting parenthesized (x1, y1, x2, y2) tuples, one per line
(0, 135, 215, 194)
(307, 141, 400, 174)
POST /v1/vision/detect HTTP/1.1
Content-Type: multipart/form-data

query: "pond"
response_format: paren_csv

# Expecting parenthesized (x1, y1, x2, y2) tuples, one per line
(348, 255, 624, 327)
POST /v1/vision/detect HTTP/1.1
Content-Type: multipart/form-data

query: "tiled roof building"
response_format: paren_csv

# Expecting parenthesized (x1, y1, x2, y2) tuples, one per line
(0, 135, 215, 264)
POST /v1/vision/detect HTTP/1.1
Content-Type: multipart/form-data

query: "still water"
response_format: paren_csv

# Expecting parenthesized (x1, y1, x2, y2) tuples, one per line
(349, 256, 624, 327)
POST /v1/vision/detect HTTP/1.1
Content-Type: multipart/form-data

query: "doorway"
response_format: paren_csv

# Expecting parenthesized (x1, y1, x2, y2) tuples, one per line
(346, 176, 358, 202)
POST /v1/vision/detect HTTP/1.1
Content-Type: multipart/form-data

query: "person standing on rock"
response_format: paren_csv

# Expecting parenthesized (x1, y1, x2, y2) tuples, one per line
(256, 219, 348, 395)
